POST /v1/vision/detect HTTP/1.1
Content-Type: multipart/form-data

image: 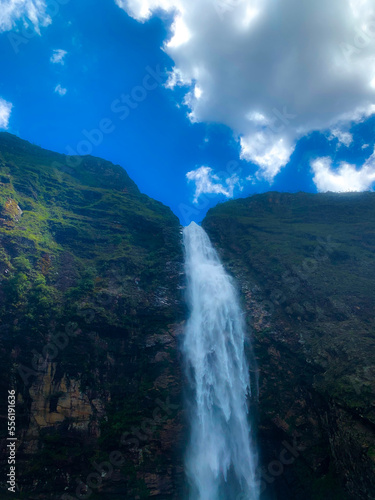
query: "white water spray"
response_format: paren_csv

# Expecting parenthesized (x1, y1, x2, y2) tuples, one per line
(183, 222, 259, 500)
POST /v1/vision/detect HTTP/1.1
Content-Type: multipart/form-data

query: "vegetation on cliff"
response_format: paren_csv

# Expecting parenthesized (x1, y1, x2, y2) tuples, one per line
(1, 132, 374, 500)
(203, 191, 375, 499)
(0, 132, 184, 499)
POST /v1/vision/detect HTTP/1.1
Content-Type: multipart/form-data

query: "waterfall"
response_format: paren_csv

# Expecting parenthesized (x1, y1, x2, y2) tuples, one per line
(182, 222, 259, 500)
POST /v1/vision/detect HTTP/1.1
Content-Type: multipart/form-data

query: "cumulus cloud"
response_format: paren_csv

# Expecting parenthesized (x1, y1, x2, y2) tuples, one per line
(50, 49, 67, 65)
(186, 165, 241, 202)
(54, 84, 67, 96)
(116, 0, 375, 181)
(0, 98, 13, 129)
(311, 152, 375, 192)
(240, 133, 294, 180)
(0, 0, 51, 33)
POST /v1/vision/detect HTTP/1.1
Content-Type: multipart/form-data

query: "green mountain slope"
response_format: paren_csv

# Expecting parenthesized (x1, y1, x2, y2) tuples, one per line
(0, 132, 184, 499)
(2, 132, 375, 500)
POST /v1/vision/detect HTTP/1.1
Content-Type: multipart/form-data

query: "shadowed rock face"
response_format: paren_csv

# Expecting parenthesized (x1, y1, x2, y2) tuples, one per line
(0, 132, 185, 499)
(203, 191, 375, 500)
(1, 133, 374, 500)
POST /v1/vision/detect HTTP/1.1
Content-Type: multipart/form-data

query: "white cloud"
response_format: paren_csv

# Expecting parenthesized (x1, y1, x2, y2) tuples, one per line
(0, 0, 51, 33)
(311, 152, 375, 192)
(329, 129, 353, 147)
(166, 15, 191, 48)
(0, 98, 13, 129)
(240, 133, 294, 180)
(50, 49, 67, 65)
(114, 0, 177, 21)
(242, 6, 259, 29)
(54, 84, 67, 96)
(186, 165, 241, 203)
(116, 0, 375, 181)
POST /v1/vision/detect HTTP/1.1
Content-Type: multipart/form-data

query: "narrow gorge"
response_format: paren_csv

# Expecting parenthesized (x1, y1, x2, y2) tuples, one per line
(0, 133, 374, 499)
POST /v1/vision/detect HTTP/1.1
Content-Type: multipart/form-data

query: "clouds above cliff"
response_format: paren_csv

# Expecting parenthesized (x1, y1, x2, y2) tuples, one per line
(187, 166, 241, 203)
(2, 0, 375, 223)
(116, 0, 375, 189)
(312, 151, 375, 193)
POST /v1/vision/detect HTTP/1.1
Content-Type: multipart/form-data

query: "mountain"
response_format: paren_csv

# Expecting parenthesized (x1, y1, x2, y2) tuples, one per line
(0, 133, 375, 499)
(204, 191, 375, 499)
(0, 132, 185, 499)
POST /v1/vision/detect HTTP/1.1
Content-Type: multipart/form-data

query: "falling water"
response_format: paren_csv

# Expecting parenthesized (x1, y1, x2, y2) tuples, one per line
(183, 222, 259, 500)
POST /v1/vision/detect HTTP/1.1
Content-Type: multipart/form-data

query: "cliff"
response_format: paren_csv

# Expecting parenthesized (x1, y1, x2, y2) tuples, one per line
(0, 133, 185, 499)
(203, 191, 375, 500)
(1, 133, 375, 500)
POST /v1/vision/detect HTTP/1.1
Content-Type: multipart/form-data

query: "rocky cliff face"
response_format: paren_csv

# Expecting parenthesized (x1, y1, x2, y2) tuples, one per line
(1, 134, 374, 500)
(203, 192, 375, 500)
(0, 133, 185, 499)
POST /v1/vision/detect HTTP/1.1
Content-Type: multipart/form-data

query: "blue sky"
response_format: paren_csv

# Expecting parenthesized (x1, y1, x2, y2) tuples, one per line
(1, 0, 375, 224)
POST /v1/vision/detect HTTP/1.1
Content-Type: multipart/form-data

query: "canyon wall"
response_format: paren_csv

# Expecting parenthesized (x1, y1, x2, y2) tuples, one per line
(1, 133, 375, 499)
(0, 133, 185, 499)
(204, 191, 375, 500)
